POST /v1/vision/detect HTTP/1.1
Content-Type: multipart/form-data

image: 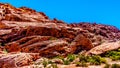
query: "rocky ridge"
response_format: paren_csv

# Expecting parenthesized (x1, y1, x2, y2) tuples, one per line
(0, 3, 120, 68)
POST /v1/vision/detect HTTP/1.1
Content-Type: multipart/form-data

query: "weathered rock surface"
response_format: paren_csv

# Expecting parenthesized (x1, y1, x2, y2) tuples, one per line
(0, 52, 40, 68)
(86, 41, 120, 55)
(0, 3, 120, 68)
(0, 3, 50, 22)
(0, 20, 93, 58)
(70, 23, 120, 41)
(70, 34, 93, 54)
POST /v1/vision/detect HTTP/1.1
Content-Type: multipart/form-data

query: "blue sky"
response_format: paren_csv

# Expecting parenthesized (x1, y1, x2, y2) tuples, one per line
(0, 0, 120, 29)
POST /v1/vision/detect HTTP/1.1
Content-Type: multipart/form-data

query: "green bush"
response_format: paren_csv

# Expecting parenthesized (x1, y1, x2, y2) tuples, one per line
(79, 55, 106, 65)
(87, 55, 106, 65)
(79, 55, 88, 62)
(63, 59, 70, 65)
(55, 54, 77, 65)
(55, 54, 106, 66)
(67, 54, 76, 62)
(105, 50, 120, 61)
(75, 62, 88, 67)
(42, 59, 58, 68)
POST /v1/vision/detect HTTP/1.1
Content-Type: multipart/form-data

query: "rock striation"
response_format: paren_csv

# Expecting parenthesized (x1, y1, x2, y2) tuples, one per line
(0, 3, 120, 68)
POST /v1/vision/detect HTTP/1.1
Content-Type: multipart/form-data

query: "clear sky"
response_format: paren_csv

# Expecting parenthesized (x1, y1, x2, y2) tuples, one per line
(0, 0, 120, 29)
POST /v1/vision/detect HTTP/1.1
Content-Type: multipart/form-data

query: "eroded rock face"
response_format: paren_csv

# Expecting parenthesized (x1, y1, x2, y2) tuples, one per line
(5, 35, 93, 58)
(70, 23, 120, 41)
(86, 41, 120, 55)
(0, 52, 40, 68)
(0, 3, 50, 22)
(0, 3, 120, 68)
(0, 19, 93, 58)
(70, 34, 93, 54)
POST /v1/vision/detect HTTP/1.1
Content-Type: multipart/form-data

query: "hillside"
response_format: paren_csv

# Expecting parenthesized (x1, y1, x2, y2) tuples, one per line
(0, 3, 120, 68)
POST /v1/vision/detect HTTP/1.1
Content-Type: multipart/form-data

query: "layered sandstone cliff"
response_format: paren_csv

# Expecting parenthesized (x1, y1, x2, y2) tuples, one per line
(0, 3, 120, 68)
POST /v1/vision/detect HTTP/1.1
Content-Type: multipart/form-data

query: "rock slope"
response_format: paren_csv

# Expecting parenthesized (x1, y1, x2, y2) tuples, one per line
(0, 3, 120, 68)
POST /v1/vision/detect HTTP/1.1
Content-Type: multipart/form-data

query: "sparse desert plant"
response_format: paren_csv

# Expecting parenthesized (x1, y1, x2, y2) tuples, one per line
(79, 55, 88, 63)
(118, 48, 120, 52)
(42, 59, 49, 67)
(111, 64, 120, 68)
(105, 50, 120, 61)
(75, 62, 88, 67)
(50, 64, 58, 68)
(55, 54, 77, 65)
(78, 55, 106, 65)
(40, 58, 58, 68)
(67, 54, 76, 62)
(46, 64, 58, 68)
(87, 55, 106, 65)
(63, 59, 70, 65)
(104, 63, 110, 68)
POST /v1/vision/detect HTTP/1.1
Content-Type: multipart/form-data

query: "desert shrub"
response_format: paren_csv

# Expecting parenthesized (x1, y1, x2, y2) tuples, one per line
(63, 59, 70, 65)
(79, 55, 106, 65)
(104, 63, 110, 68)
(118, 48, 120, 51)
(75, 62, 88, 67)
(35, 58, 58, 68)
(79, 55, 88, 62)
(104, 63, 120, 68)
(67, 54, 76, 62)
(42, 59, 49, 67)
(55, 54, 77, 65)
(63, 54, 76, 65)
(105, 50, 120, 61)
(87, 55, 106, 65)
(55, 56, 70, 65)
(111, 64, 120, 68)
(55, 54, 106, 66)
(51, 64, 58, 68)
(47, 64, 58, 68)
(43, 60, 58, 68)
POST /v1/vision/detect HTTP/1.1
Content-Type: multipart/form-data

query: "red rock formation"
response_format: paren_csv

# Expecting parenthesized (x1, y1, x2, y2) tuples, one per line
(0, 3, 119, 68)
(70, 23, 120, 41)
(0, 52, 40, 68)
(0, 3, 50, 22)
(86, 41, 120, 55)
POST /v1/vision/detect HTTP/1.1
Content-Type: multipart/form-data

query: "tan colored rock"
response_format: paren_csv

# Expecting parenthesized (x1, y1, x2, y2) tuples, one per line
(0, 52, 40, 68)
(86, 41, 120, 55)
(0, 29, 12, 35)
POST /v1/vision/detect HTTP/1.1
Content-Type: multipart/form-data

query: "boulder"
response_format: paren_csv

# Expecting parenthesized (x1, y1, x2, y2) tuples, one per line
(70, 34, 93, 54)
(86, 41, 120, 55)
